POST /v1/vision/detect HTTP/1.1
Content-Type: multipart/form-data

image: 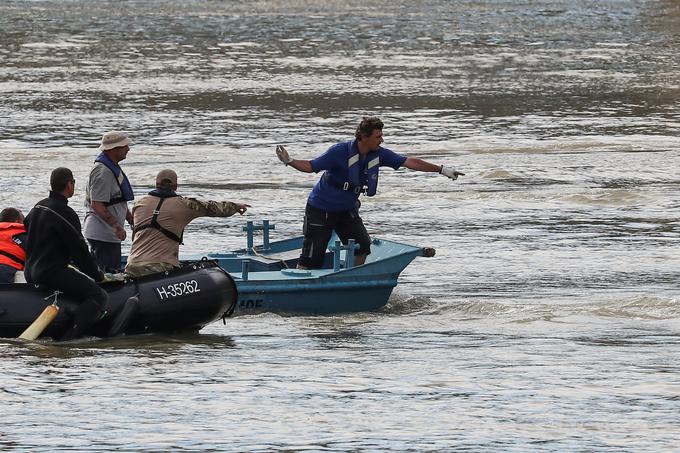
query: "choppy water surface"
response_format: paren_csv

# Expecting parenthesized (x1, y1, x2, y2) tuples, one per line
(2, 0, 680, 451)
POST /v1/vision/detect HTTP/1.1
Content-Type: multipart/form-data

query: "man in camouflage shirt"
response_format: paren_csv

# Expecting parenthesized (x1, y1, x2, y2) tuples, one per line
(124, 169, 250, 277)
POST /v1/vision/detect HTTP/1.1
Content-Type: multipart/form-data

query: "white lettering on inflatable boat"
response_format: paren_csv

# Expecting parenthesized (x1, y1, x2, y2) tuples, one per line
(155, 280, 201, 301)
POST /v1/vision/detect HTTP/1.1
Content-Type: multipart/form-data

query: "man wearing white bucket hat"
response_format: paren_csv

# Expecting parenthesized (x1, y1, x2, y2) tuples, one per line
(83, 131, 135, 273)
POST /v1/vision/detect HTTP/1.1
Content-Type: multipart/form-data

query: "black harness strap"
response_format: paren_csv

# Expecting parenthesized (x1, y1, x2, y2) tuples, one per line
(91, 161, 131, 206)
(0, 249, 24, 266)
(133, 197, 183, 244)
(104, 197, 126, 207)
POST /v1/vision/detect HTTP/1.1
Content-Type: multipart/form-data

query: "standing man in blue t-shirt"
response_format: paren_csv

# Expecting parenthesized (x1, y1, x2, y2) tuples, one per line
(276, 116, 464, 269)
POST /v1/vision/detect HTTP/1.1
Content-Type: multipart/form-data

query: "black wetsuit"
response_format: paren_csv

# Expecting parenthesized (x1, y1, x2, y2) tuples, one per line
(24, 191, 107, 339)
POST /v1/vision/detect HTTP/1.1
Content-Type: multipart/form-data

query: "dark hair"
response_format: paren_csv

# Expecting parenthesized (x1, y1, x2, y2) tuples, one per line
(0, 207, 23, 223)
(355, 116, 384, 140)
(155, 169, 177, 190)
(50, 167, 74, 192)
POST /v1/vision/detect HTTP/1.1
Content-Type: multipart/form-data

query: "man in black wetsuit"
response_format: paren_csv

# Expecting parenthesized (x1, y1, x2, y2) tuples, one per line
(24, 167, 108, 340)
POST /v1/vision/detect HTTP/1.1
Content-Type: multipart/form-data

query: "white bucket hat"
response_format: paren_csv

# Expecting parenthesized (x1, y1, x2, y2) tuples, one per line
(99, 131, 131, 151)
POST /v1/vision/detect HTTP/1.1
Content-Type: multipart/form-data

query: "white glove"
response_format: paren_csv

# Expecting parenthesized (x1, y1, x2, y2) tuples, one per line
(276, 145, 293, 165)
(440, 165, 465, 180)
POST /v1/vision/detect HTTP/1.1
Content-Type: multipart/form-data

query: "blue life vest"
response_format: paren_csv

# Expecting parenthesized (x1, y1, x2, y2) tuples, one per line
(349, 147, 380, 197)
(94, 152, 134, 205)
(324, 141, 380, 197)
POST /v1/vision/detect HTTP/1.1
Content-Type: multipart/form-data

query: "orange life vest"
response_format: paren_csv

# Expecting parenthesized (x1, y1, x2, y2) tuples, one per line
(0, 222, 26, 270)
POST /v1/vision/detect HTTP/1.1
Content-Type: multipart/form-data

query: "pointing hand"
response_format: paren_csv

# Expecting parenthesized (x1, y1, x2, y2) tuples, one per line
(440, 166, 465, 180)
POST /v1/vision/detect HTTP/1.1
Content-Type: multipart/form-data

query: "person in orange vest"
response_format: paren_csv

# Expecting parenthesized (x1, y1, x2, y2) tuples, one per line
(0, 207, 27, 283)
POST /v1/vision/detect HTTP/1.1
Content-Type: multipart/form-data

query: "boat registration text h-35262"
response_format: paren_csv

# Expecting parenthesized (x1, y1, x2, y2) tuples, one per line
(154, 280, 201, 301)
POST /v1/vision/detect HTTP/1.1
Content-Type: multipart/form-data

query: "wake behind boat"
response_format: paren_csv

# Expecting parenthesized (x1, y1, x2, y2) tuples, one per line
(0, 260, 237, 340)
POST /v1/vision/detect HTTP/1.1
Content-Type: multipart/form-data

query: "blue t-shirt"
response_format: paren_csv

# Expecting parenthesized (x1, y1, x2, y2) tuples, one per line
(307, 140, 407, 212)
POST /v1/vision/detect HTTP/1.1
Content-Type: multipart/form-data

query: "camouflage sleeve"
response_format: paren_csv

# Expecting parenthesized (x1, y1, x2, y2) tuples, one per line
(182, 197, 240, 218)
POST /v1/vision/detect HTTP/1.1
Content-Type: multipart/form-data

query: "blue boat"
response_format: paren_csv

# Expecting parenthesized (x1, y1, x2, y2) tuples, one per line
(183, 220, 435, 315)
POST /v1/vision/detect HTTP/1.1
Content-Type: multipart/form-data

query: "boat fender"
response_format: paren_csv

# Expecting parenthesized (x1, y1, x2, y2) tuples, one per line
(422, 247, 436, 257)
(107, 295, 139, 337)
(19, 304, 59, 340)
(19, 290, 63, 340)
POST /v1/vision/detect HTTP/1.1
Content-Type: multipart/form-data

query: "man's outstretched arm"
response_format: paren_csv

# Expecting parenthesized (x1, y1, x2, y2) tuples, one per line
(276, 145, 313, 173)
(403, 157, 464, 180)
(185, 199, 250, 217)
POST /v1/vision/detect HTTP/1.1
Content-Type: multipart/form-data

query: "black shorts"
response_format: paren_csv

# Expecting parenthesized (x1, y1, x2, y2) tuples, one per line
(88, 239, 122, 273)
(298, 203, 371, 269)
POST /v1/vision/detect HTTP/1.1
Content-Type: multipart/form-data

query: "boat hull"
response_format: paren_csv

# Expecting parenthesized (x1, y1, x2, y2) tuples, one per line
(234, 281, 394, 315)
(189, 236, 428, 315)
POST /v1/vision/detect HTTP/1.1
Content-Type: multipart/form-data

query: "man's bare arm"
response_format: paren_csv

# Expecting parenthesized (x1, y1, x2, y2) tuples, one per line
(91, 201, 126, 240)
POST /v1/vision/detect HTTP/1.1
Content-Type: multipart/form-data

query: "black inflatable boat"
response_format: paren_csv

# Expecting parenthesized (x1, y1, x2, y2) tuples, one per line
(0, 259, 237, 340)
